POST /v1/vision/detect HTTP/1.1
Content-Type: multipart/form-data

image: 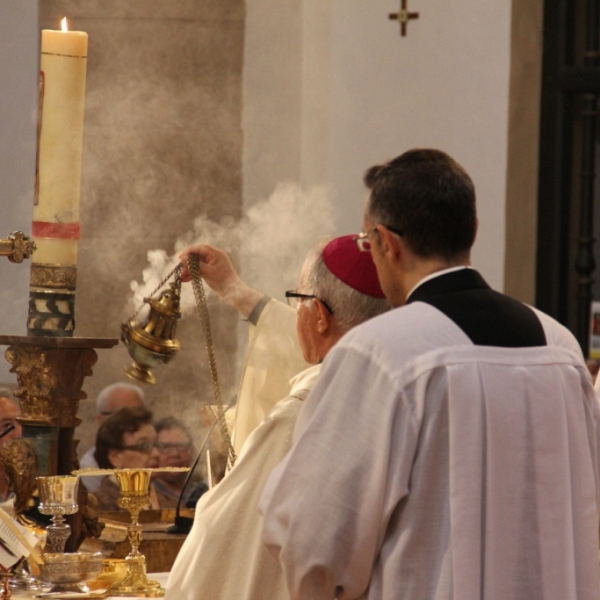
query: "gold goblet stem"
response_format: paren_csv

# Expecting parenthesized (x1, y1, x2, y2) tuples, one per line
(109, 492, 163, 597)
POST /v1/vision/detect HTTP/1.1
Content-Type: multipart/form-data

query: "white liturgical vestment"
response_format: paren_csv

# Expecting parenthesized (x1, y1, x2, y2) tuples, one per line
(261, 296, 600, 600)
(165, 364, 321, 600)
(165, 298, 311, 600)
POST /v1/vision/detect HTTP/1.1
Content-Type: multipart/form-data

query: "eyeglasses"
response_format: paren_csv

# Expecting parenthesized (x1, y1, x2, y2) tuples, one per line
(155, 442, 191, 455)
(285, 291, 334, 314)
(354, 230, 375, 252)
(354, 224, 405, 252)
(119, 441, 155, 453)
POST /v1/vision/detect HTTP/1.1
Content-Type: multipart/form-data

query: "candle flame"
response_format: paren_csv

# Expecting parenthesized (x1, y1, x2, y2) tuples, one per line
(61, 17, 68, 32)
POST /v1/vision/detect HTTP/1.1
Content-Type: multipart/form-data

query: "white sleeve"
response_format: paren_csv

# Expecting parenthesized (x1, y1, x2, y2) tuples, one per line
(259, 341, 419, 600)
(233, 299, 308, 454)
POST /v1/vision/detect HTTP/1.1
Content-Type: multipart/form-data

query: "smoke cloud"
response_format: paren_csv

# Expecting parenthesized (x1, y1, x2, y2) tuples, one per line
(129, 181, 336, 315)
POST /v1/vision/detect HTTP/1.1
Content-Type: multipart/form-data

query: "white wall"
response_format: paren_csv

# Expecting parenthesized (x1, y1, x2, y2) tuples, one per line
(0, 1, 39, 381)
(243, 0, 512, 290)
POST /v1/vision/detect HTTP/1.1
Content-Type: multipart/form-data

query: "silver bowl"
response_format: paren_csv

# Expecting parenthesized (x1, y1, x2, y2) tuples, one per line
(38, 552, 103, 593)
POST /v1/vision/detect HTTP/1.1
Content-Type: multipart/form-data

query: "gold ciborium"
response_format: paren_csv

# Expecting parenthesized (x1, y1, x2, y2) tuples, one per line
(36, 476, 79, 554)
(121, 268, 182, 385)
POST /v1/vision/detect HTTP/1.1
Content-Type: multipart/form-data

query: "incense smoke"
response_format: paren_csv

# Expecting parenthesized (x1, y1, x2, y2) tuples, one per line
(129, 182, 336, 314)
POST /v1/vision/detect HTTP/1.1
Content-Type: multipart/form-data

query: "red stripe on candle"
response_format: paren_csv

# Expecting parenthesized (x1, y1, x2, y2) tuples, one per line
(32, 221, 81, 240)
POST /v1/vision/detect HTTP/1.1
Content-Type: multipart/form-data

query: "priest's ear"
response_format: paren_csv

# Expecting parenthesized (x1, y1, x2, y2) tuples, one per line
(376, 224, 404, 259)
(314, 298, 333, 333)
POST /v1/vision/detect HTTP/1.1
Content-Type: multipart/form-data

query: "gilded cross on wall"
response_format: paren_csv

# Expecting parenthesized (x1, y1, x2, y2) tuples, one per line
(389, 0, 420, 37)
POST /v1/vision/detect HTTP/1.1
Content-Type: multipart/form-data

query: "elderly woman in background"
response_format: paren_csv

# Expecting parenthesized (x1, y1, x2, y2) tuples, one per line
(93, 406, 160, 512)
(152, 417, 207, 509)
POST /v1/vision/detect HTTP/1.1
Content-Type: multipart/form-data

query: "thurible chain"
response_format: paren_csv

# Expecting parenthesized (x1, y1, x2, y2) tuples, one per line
(187, 254, 237, 468)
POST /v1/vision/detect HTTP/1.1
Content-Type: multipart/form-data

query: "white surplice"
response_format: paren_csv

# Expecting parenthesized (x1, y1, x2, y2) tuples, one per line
(260, 302, 600, 600)
(165, 363, 321, 600)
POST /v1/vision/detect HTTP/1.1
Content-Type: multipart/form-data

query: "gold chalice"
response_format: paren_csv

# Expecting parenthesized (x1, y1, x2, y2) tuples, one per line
(110, 469, 162, 597)
(73, 467, 188, 597)
(36, 475, 79, 554)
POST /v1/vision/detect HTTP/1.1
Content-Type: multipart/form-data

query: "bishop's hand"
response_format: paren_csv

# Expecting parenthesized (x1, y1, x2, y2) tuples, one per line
(178, 244, 262, 318)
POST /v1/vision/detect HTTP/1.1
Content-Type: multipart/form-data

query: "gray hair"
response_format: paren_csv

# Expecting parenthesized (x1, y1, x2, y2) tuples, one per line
(96, 382, 145, 414)
(302, 238, 390, 333)
(155, 416, 192, 441)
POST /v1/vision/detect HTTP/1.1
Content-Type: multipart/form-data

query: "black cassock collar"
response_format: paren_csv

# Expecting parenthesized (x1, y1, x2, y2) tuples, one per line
(406, 269, 547, 348)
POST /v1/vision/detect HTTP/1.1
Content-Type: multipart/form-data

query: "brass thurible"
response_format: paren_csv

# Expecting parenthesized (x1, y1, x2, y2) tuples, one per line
(121, 269, 182, 385)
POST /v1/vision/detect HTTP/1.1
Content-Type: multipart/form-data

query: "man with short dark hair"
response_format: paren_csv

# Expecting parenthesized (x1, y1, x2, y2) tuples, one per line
(260, 149, 600, 600)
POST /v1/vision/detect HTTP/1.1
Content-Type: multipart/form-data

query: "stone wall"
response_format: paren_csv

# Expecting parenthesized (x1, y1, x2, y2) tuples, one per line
(39, 1, 245, 453)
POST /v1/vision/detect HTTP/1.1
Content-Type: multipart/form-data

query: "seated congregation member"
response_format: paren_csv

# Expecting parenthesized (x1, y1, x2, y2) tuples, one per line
(152, 417, 207, 508)
(79, 382, 146, 493)
(165, 235, 389, 600)
(93, 407, 160, 512)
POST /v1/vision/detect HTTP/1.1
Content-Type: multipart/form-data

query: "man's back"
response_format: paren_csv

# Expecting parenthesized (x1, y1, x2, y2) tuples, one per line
(261, 296, 600, 600)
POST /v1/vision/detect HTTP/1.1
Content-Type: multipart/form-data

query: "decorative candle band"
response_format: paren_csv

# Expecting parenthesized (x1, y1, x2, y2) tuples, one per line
(32, 222, 80, 240)
(27, 290, 75, 337)
(30, 264, 77, 291)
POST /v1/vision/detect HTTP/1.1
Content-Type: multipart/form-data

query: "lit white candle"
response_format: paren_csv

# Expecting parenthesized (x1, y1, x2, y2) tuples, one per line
(34, 18, 88, 265)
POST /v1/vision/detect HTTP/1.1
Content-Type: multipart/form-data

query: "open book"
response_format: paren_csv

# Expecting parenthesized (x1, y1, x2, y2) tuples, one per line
(0, 508, 40, 570)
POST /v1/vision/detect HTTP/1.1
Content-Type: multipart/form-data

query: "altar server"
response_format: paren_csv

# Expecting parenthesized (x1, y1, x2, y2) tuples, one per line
(260, 149, 600, 600)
